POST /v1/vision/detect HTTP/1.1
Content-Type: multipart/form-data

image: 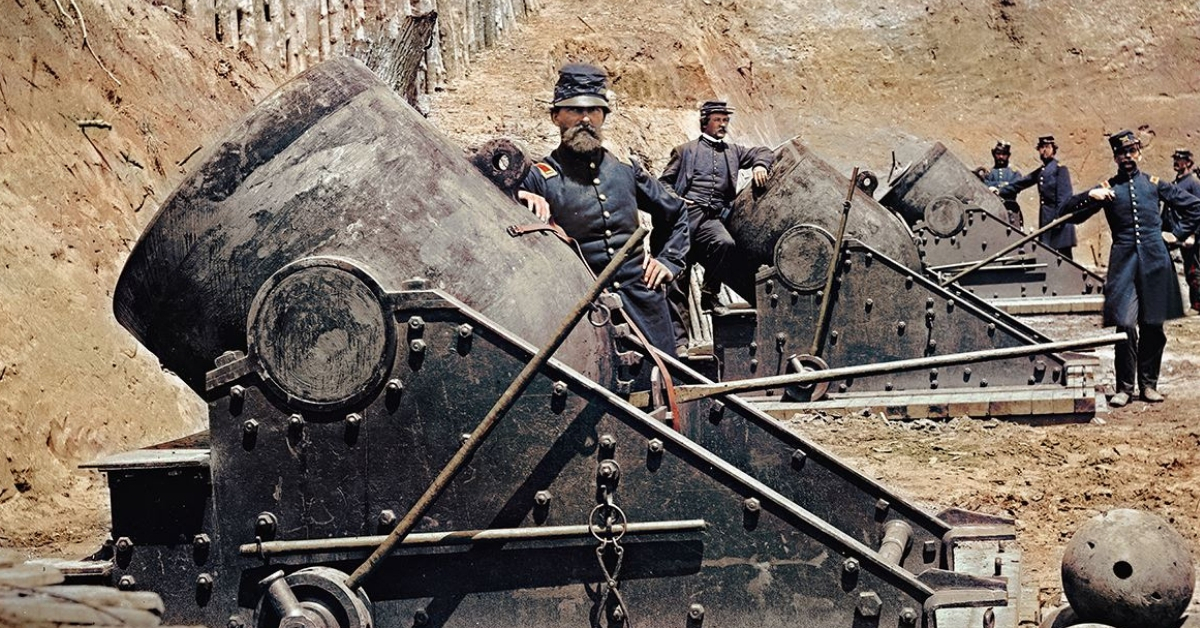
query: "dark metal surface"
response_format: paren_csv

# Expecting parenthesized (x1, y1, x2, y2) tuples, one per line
(879, 142, 1104, 303)
(112, 57, 609, 394)
(718, 240, 1080, 394)
(346, 226, 647, 590)
(727, 139, 922, 283)
(1061, 509, 1195, 628)
(102, 287, 1014, 628)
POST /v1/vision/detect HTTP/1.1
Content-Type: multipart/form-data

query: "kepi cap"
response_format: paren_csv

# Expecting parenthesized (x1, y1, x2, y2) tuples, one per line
(1036, 135, 1057, 148)
(992, 140, 1012, 154)
(1108, 130, 1141, 153)
(699, 100, 734, 116)
(552, 63, 611, 111)
(1172, 148, 1193, 162)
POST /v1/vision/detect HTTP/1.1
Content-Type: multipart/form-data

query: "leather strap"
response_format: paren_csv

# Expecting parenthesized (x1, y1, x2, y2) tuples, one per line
(506, 222, 684, 430)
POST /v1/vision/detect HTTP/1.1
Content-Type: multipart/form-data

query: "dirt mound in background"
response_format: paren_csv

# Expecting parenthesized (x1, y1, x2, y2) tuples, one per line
(0, 0, 279, 552)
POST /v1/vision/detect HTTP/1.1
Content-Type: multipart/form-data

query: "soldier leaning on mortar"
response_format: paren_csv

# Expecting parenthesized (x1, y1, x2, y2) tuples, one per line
(659, 99, 774, 356)
(982, 140, 1024, 229)
(517, 63, 689, 355)
(1061, 130, 1200, 408)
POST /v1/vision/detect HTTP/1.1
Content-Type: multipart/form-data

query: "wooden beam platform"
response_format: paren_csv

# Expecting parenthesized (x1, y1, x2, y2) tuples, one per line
(746, 383, 1099, 421)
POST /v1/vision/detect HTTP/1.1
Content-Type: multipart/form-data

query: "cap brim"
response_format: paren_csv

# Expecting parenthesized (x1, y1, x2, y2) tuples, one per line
(553, 95, 611, 110)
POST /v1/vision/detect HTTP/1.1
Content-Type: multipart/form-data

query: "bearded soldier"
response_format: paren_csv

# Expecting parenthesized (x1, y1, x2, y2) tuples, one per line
(518, 63, 689, 354)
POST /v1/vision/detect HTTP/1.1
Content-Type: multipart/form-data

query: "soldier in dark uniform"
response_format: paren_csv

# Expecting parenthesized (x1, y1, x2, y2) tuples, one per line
(517, 63, 689, 355)
(996, 135, 1075, 258)
(1166, 148, 1200, 310)
(982, 140, 1024, 228)
(659, 100, 773, 353)
(1062, 131, 1200, 407)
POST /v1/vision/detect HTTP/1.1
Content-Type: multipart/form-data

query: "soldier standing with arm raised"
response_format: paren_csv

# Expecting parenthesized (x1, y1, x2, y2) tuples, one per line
(517, 63, 689, 355)
(995, 135, 1075, 258)
(1061, 131, 1200, 407)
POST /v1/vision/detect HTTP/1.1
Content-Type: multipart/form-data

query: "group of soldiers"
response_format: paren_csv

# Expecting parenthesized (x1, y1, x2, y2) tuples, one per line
(517, 63, 774, 359)
(979, 134, 1200, 406)
(517, 62, 1200, 410)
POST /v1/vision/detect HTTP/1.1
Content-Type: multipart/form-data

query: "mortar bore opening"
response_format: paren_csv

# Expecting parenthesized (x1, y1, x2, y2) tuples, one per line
(1113, 561, 1133, 579)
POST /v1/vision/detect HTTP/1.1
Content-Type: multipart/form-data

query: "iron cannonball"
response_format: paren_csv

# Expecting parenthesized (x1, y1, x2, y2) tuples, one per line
(1061, 509, 1195, 628)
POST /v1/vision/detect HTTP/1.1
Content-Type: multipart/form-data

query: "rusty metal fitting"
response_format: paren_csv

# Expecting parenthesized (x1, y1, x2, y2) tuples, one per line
(230, 385, 245, 401)
(197, 572, 213, 590)
(193, 533, 211, 550)
(842, 558, 860, 574)
(117, 575, 136, 590)
(242, 419, 258, 436)
(345, 413, 362, 427)
(647, 438, 664, 454)
(378, 509, 397, 529)
(688, 603, 705, 620)
(534, 490, 552, 507)
(856, 591, 882, 617)
(743, 497, 761, 513)
(114, 536, 134, 554)
(551, 381, 569, 397)
(410, 339, 427, 353)
(288, 414, 304, 429)
(408, 316, 425, 331)
(457, 323, 473, 338)
(598, 434, 616, 450)
(899, 606, 918, 625)
(386, 379, 403, 394)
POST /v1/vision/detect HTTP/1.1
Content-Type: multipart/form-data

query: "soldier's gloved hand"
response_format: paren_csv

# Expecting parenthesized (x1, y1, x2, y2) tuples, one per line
(1162, 231, 1179, 246)
(752, 165, 769, 188)
(517, 190, 551, 222)
(642, 257, 674, 290)
(987, 186, 999, 195)
(1088, 187, 1115, 201)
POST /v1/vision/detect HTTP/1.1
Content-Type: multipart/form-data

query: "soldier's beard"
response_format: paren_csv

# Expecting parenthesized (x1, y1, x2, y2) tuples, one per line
(562, 123, 603, 155)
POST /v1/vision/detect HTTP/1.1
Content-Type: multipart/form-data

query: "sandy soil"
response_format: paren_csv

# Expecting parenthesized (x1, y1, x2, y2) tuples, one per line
(2, 0, 1199, 616)
(787, 310, 1200, 607)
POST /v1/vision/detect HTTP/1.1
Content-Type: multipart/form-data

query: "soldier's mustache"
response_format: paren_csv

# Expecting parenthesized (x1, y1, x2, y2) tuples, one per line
(563, 123, 603, 153)
(569, 123, 598, 136)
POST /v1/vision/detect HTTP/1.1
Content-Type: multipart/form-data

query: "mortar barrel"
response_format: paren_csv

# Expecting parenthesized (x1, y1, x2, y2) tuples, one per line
(113, 57, 608, 394)
(880, 141, 1010, 228)
(726, 139, 922, 298)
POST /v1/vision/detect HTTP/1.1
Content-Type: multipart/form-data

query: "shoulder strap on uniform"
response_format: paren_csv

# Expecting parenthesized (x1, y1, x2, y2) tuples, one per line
(1150, 175, 1160, 184)
(534, 162, 558, 179)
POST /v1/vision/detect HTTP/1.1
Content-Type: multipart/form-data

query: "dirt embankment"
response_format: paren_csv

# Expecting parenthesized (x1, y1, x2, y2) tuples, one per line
(0, 0, 279, 549)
